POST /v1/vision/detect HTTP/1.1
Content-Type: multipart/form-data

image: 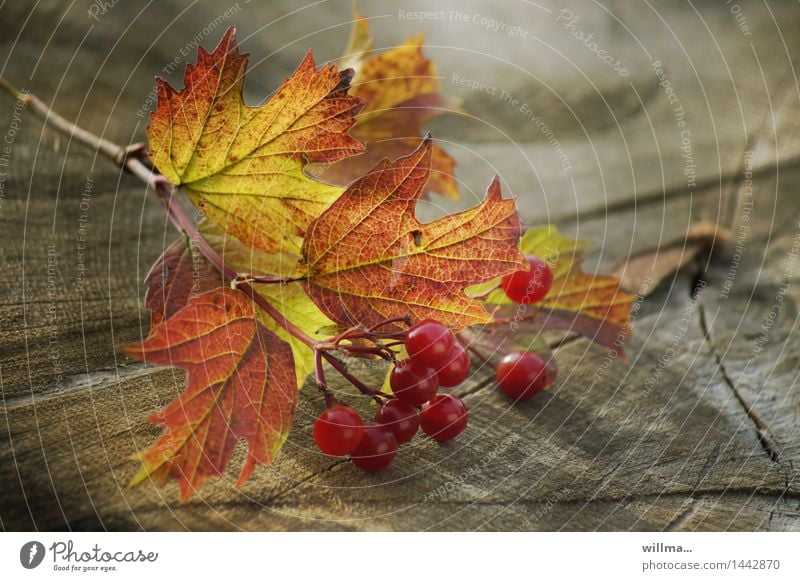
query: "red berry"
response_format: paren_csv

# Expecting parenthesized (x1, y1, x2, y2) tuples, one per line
(406, 319, 454, 367)
(495, 351, 548, 400)
(374, 399, 419, 444)
(390, 359, 439, 406)
(436, 343, 471, 387)
(501, 255, 553, 304)
(351, 423, 398, 472)
(313, 405, 364, 456)
(419, 394, 468, 442)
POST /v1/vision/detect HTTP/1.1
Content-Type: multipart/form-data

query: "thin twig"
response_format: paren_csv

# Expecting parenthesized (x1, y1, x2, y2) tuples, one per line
(233, 273, 298, 286)
(0, 79, 317, 347)
(368, 315, 411, 332)
(315, 351, 336, 408)
(321, 352, 389, 404)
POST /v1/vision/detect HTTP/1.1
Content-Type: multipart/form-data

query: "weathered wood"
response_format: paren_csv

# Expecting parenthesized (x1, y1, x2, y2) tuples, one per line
(1, 0, 799, 531)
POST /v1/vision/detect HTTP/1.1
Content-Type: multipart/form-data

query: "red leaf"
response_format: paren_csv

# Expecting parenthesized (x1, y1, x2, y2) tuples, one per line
(125, 288, 296, 500)
(144, 238, 223, 326)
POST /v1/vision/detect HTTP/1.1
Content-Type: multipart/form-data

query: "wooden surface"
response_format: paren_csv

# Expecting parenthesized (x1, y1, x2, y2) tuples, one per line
(1, 0, 800, 531)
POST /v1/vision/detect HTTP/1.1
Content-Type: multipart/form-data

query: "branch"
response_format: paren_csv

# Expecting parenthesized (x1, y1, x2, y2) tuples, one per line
(0, 79, 316, 347)
(320, 352, 389, 405)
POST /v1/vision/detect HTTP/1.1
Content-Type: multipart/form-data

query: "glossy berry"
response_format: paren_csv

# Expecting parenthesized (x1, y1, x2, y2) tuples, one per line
(351, 423, 398, 472)
(436, 343, 471, 387)
(419, 394, 468, 442)
(501, 255, 553, 304)
(375, 399, 419, 444)
(390, 359, 439, 406)
(495, 351, 548, 400)
(406, 319, 455, 367)
(313, 405, 364, 456)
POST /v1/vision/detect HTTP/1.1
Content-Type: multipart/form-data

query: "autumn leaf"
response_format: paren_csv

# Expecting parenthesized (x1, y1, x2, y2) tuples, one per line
(482, 226, 637, 355)
(313, 9, 460, 200)
(301, 138, 526, 330)
(145, 225, 332, 389)
(143, 237, 224, 326)
(197, 223, 333, 388)
(147, 27, 364, 254)
(125, 288, 297, 500)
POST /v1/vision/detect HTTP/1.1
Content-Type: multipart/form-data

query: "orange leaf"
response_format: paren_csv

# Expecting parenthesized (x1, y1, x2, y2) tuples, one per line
(301, 138, 526, 330)
(147, 27, 364, 253)
(144, 238, 224, 326)
(313, 11, 460, 200)
(125, 288, 297, 500)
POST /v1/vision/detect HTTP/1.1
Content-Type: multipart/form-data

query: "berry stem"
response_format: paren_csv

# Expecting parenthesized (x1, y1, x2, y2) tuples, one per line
(314, 350, 336, 408)
(334, 344, 394, 360)
(0, 80, 317, 348)
(320, 352, 389, 404)
(456, 333, 497, 370)
(234, 273, 298, 285)
(368, 315, 411, 332)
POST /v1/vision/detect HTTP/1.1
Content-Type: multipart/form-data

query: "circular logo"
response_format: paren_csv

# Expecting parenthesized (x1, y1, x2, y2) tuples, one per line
(19, 541, 45, 569)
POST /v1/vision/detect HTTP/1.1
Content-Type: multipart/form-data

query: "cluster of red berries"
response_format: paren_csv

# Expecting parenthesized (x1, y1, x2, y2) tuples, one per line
(313, 319, 470, 472)
(312, 254, 558, 472)
(495, 255, 558, 400)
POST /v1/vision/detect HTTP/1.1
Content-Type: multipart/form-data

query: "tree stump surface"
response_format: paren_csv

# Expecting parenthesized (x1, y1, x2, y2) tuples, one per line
(1, 0, 799, 531)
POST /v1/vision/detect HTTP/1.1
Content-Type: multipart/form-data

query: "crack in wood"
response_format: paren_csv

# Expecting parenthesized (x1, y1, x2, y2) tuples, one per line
(697, 303, 786, 476)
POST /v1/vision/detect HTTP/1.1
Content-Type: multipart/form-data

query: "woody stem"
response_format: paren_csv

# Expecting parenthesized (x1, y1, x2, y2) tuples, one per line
(315, 351, 336, 408)
(320, 352, 389, 404)
(0, 80, 316, 347)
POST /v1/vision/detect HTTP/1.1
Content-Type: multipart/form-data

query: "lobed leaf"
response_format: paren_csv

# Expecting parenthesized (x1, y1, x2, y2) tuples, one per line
(145, 226, 331, 390)
(125, 288, 297, 500)
(314, 10, 460, 200)
(301, 138, 526, 330)
(147, 27, 364, 253)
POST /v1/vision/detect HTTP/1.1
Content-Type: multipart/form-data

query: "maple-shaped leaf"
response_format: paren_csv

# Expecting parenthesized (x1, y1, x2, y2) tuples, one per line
(147, 27, 364, 253)
(482, 226, 637, 355)
(313, 10, 460, 200)
(200, 222, 334, 387)
(301, 138, 526, 330)
(145, 224, 331, 389)
(125, 288, 297, 500)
